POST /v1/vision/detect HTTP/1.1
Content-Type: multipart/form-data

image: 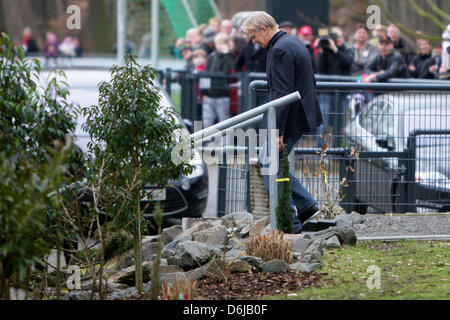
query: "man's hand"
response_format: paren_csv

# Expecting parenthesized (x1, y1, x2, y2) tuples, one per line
(278, 135, 285, 152)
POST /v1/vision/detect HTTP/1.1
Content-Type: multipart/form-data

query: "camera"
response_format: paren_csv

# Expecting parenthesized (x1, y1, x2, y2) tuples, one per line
(318, 32, 338, 48)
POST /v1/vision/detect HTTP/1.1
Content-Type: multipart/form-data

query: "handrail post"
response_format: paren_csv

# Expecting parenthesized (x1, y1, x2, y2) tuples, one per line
(267, 106, 278, 230)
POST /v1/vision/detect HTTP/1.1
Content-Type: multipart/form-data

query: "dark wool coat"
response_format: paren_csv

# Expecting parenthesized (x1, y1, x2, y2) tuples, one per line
(264, 31, 323, 141)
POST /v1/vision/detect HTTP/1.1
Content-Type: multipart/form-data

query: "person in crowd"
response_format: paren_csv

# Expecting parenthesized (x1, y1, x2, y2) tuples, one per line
(316, 27, 354, 147)
(74, 38, 83, 57)
(220, 19, 235, 37)
(438, 24, 450, 80)
(186, 28, 203, 50)
(279, 21, 296, 35)
(235, 37, 267, 73)
(350, 24, 378, 76)
(387, 24, 415, 66)
(317, 27, 354, 76)
(242, 11, 323, 234)
(192, 49, 207, 119)
(369, 24, 387, 46)
(59, 36, 77, 66)
(43, 31, 59, 67)
(409, 37, 439, 79)
(298, 25, 317, 72)
(230, 34, 248, 57)
(202, 33, 235, 128)
(228, 34, 248, 116)
(200, 27, 217, 56)
(180, 44, 193, 71)
(364, 35, 409, 82)
(208, 17, 221, 33)
(22, 27, 40, 55)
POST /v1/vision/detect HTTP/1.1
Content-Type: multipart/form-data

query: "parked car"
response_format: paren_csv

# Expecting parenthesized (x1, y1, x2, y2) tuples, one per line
(55, 69, 208, 220)
(344, 92, 450, 213)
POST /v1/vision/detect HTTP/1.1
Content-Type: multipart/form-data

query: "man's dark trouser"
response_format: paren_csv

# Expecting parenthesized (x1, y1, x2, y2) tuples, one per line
(258, 136, 317, 233)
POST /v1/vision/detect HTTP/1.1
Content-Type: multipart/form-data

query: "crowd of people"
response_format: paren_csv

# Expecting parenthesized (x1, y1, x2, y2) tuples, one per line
(21, 27, 83, 67)
(173, 17, 450, 129)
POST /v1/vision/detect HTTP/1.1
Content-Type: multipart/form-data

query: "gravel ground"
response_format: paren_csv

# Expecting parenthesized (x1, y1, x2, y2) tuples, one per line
(354, 214, 450, 238)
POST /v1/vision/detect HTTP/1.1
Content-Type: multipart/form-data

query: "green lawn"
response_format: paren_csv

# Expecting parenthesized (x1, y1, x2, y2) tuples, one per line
(268, 240, 450, 300)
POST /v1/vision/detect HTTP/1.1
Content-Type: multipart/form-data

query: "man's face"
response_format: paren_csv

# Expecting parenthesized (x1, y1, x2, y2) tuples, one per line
(248, 27, 270, 48)
(387, 27, 400, 43)
(418, 39, 431, 55)
(354, 28, 369, 42)
(221, 20, 233, 35)
(378, 41, 393, 57)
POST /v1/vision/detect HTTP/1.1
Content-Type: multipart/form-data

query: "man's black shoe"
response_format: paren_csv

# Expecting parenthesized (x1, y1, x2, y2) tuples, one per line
(298, 205, 320, 225)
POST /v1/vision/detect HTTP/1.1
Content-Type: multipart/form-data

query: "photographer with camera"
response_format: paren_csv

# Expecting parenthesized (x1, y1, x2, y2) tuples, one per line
(316, 27, 354, 76)
(315, 27, 354, 148)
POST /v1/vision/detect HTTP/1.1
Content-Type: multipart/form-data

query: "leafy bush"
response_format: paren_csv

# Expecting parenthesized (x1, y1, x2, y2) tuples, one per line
(0, 33, 77, 299)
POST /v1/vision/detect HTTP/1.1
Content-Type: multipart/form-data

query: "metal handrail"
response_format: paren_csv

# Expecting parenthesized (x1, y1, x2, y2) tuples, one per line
(190, 91, 301, 142)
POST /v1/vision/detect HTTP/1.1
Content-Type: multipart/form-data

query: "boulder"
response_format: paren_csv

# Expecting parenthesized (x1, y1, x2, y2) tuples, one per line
(311, 226, 357, 246)
(325, 236, 341, 250)
(300, 240, 323, 264)
(192, 225, 227, 245)
(240, 256, 264, 271)
(292, 237, 311, 254)
(261, 259, 289, 273)
(165, 235, 192, 251)
(174, 221, 217, 241)
(221, 212, 252, 228)
(249, 217, 270, 237)
(162, 225, 183, 245)
(289, 262, 323, 273)
(335, 212, 366, 228)
(168, 241, 219, 269)
(112, 262, 153, 286)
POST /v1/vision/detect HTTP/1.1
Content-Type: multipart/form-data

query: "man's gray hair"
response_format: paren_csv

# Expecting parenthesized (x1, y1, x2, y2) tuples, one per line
(242, 11, 278, 32)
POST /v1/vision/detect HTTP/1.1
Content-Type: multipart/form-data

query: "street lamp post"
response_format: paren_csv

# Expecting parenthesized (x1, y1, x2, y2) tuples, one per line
(117, 0, 126, 65)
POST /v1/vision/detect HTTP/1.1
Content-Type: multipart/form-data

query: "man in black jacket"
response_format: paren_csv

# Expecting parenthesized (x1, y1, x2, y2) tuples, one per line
(364, 35, 409, 82)
(243, 12, 323, 233)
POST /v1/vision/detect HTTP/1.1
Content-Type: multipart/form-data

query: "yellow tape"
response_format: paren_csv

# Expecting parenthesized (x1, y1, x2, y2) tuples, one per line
(276, 178, 290, 182)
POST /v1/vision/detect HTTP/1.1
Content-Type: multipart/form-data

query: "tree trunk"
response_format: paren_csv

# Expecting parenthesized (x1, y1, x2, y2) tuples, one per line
(134, 194, 143, 294)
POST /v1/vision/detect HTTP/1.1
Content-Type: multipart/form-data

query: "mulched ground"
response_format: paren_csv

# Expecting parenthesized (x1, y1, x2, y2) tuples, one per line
(121, 271, 324, 300)
(194, 271, 323, 300)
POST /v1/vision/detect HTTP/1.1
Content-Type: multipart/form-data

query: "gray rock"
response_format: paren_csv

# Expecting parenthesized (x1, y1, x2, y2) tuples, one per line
(289, 262, 323, 273)
(175, 221, 217, 241)
(165, 235, 192, 251)
(261, 259, 289, 273)
(325, 236, 341, 249)
(300, 240, 324, 264)
(114, 262, 152, 286)
(192, 225, 227, 245)
(142, 241, 159, 261)
(170, 241, 215, 269)
(162, 225, 183, 245)
(292, 237, 311, 253)
(161, 248, 175, 259)
(63, 290, 99, 300)
(221, 212, 253, 228)
(312, 226, 357, 245)
(249, 218, 270, 237)
(335, 213, 355, 227)
(240, 256, 264, 271)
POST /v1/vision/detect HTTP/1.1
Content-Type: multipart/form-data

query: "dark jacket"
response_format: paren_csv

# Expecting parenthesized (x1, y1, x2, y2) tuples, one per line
(394, 38, 415, 66)
(410, 53, 438, 79)
(317, 45, 354, 75)
(203, 51, 235, 98)
(350, 42, 378, 76)
(265, 31, 323, 141)
(235, 41, 267, 73)
(364, 49, 409, 81)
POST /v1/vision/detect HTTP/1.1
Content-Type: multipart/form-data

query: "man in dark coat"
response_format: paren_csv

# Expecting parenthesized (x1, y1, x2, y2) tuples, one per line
(243, 12, 323, 233)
